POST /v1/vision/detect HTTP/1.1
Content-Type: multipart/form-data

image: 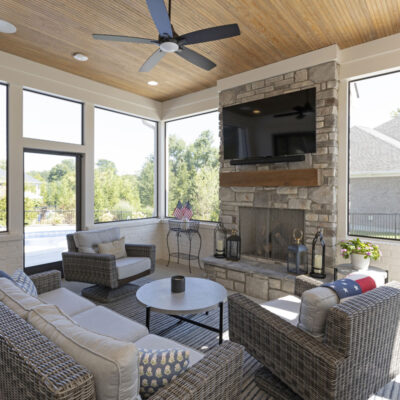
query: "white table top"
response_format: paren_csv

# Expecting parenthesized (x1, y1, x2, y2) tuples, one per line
(136, 277, 227, 315)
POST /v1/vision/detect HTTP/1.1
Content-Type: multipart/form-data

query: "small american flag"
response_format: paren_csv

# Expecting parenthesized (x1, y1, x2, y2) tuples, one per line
(173, 201, 184, 219)
(182, 201, 193, 220)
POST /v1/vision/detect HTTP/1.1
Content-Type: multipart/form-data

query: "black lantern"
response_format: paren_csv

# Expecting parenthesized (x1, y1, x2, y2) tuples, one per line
(310, 228, 326, 279)
(287, 229, 308, 275)
(226, 230, 241, 261)
(214, 222, 227, 258)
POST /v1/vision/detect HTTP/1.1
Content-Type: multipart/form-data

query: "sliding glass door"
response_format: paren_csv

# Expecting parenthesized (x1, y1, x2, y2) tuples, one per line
(24, 151, 81, 271)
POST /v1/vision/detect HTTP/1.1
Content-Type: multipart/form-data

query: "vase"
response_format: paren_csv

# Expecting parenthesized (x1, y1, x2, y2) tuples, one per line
(351, 253, 370, 271)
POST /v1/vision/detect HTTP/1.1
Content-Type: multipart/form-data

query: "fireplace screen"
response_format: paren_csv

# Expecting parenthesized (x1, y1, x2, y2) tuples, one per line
(239, 207, 305, 261)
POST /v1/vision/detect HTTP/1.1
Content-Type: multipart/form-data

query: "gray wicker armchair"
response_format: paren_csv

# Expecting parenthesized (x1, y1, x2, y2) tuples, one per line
(63, 231, 155, 289)
(228, 275, 400, 400)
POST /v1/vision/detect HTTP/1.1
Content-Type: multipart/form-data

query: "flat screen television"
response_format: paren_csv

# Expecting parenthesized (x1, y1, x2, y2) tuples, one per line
(223, 88, 316, 163)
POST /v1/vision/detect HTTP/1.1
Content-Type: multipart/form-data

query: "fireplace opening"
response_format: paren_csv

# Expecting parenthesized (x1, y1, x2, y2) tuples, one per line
(239, 207, 305, 262)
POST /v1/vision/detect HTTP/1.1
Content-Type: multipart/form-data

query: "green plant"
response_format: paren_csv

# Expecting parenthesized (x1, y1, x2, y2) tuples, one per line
(339, 238, 381, 260)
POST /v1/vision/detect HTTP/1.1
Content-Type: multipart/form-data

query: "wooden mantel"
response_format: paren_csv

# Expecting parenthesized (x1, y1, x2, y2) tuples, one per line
(220, 168, 321, 187)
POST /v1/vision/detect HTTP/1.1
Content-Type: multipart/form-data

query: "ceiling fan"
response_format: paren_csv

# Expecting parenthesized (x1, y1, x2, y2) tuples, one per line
(274, 102, 314, 119)
(93, 0, 240, 72)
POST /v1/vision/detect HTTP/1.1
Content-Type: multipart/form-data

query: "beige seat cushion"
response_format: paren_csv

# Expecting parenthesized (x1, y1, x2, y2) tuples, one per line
(28, 304, 140, 400)
(98, 237, 127, 259)
(73, 305, 149, 342)
(298, 286, 339, 338)
(134, 334, 204, 368)
(74, 228, 120, 253)
(116, 257, 151, 280)
(39, 287, 95, 317)
(260, 295, 301, 326)
(0, 277, 42, 319)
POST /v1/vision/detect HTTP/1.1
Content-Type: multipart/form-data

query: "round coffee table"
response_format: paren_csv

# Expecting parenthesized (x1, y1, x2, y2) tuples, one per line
(136, 277, 227, 344)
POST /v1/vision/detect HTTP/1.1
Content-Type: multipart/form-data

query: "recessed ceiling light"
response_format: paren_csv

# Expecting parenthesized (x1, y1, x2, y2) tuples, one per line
(0, 20, 17, 34)
(147, 81, 158, 86)
(73, 53, 88, 62)
(252, 109, 261, 114)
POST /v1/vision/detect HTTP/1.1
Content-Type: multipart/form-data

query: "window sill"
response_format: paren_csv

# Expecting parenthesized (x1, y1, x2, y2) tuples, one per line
(88, 217, 161, 230)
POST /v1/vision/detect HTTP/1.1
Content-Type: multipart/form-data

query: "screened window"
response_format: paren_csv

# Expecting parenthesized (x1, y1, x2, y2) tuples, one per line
(94, 107, 157, 223)
(0, 84, 7, 232)
(348, 71, 400, 240)
(166, 111, 219, 222)
(23, 89, 83, 144)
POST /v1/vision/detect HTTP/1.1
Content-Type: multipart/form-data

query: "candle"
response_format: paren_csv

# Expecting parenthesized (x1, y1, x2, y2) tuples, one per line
(216, 239, 224, 254)
(314, 254, 322, 272)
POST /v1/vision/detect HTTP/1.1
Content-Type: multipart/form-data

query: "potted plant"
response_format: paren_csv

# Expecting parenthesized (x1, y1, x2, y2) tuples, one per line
(339, 238, 381, 270)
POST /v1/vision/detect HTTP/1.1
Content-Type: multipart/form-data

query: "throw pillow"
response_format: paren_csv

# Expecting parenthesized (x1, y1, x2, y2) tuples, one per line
(98, 237, 127, 259)
(11, 269, 38, 297)
(0, 270, 14, 282)
(138, 348, 189, 399)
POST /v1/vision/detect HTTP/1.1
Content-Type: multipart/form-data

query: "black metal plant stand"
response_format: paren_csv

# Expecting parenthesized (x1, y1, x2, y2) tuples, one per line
(167, 219, 202, 273)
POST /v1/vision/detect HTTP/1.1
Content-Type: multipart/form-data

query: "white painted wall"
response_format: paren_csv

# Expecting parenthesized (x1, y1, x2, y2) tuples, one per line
(2, 31, 400, 276)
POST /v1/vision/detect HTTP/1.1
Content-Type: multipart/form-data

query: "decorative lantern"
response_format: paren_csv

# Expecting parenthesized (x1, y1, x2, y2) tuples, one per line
(226, 230, 241, 261)
(214, 222, 227, 258)
(310, 228, 326, 279)
(287, 229, 308, 275)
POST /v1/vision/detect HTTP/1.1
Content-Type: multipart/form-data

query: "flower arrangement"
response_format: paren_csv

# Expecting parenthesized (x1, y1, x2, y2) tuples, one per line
(339, 238, 381, 260)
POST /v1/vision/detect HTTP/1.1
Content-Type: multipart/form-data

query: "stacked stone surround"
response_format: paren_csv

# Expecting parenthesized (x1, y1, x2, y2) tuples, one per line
(203, 256, 297, 301)
(218, 61, 339, 270)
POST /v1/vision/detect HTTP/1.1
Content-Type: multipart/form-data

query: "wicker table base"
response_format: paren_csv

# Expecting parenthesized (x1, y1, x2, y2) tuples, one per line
(81, 284, 138, 303)
(255, 367, 303, 400)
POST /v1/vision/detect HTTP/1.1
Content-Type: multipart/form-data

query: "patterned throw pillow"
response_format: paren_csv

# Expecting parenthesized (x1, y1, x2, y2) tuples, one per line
(138, 348, 190, 399)
(11, 269, 38, 297)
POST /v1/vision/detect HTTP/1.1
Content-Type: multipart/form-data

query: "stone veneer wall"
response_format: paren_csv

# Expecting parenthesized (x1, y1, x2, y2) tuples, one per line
(219, 61, 339, 269)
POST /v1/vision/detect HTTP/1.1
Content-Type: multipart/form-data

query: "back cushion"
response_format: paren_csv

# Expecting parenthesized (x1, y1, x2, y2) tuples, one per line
(0, 277, 42, 319)
(298, 286, 339, 338)
(28, 304, 140, 400)
(74, 228, 121, 253)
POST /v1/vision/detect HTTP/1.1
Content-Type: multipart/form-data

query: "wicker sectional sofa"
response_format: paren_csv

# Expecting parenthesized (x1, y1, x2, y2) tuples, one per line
(0, 270, 244, 400)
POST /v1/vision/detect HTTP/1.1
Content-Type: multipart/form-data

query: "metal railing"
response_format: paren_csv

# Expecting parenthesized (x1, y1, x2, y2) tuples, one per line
(24, 209, 76, 225)
(349, 213, 400, 240)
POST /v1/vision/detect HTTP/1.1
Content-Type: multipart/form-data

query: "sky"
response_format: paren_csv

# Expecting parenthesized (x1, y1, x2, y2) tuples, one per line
(350, 70, 400, 128)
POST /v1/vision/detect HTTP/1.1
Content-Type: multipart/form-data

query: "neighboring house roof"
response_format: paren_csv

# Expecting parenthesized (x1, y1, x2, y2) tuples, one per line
(374, 115, 400, 141)
(350, 125, 400, 176)
(0, 168, 43, 184)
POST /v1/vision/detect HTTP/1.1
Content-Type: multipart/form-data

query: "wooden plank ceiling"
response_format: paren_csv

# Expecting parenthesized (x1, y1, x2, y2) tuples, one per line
(0, 0, 399, 101)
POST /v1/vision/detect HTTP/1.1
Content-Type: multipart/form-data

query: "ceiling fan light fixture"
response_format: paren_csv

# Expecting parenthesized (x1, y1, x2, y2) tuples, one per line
(147, 80, 158, 86)
(0, 20, 17, 34)
(73, 53, 88, 62)
(159, 41, 179, 53)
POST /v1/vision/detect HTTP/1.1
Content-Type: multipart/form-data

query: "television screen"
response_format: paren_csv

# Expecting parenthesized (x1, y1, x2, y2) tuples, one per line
(223, 88, 316, 161)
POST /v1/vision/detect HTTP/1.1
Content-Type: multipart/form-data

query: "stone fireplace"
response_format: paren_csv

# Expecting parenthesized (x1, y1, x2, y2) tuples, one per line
(240, 207, 304, 262)
(218, 61, 339, 270)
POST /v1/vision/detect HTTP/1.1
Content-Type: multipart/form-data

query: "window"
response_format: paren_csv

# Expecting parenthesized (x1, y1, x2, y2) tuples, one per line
(166, 111, 219, 222)
(94, 107, 157, 223)
(23, 89, 83, 144)
(0, 84, 7, 232)
(348, 71, 400, 240)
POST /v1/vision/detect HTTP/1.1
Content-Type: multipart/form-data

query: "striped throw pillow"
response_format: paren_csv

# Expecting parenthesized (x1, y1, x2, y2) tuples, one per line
(12, 269, 38, 297)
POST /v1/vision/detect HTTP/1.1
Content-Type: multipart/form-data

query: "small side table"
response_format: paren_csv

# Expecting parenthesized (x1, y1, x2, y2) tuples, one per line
(167, 219, 202, 273)
(334, 263, 389, 283)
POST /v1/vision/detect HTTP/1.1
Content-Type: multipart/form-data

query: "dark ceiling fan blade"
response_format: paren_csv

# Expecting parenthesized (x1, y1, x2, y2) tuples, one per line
(146, 0, 173, 37)
(179, 24, 240, 45)
(176, 46, 216, 71)
(274, 112, 299, 118)
(93, 34, 158, 44)
(139, 49, 166, 72)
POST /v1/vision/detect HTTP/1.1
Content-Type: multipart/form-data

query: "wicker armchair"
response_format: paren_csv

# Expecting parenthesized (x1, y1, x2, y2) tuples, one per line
(0, 270, 244, 400)
(228, 275, 400, 400)
(63, 233, 156, 289)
